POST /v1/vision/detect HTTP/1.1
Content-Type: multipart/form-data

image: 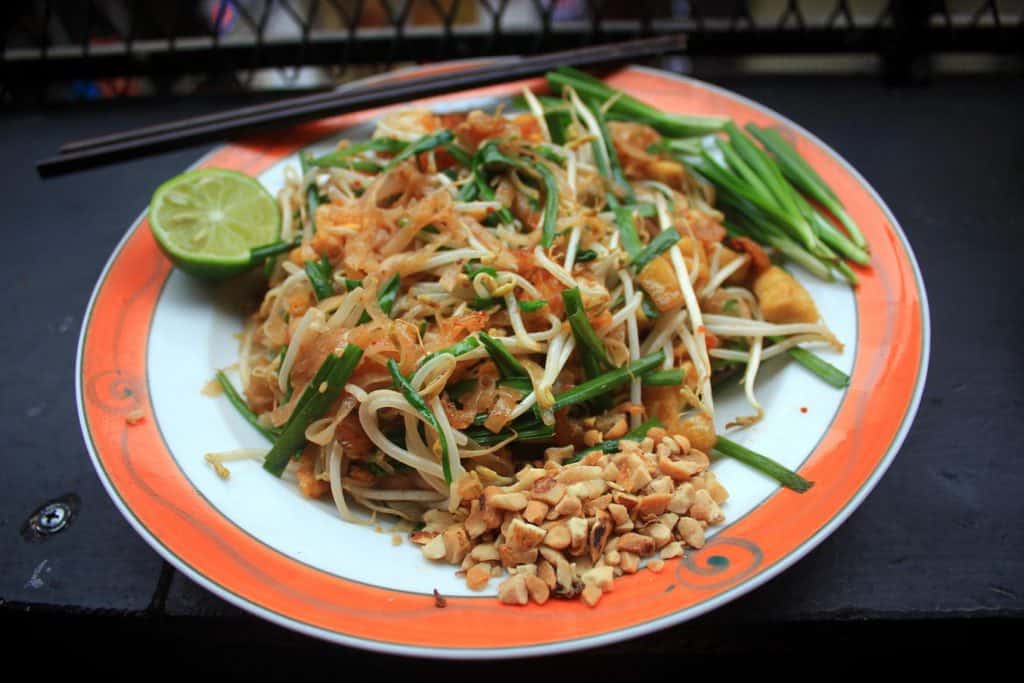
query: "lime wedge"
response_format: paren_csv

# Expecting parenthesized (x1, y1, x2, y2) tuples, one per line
(148, 168, 280, 279)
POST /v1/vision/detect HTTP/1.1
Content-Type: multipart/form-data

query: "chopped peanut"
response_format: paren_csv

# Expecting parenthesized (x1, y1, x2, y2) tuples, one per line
(497, 574, 529, 605)
(466, 563, 492, 590)
(676, 516, 706, 549)
(522, 500, 549, 525)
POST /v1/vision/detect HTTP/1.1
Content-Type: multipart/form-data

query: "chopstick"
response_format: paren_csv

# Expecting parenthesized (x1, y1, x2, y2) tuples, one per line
(37, 34, 686, 179)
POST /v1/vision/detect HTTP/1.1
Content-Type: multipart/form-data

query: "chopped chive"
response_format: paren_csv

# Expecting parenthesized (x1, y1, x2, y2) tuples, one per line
(551, 351, 665, 411)
(641, 295, 660, 320)
(299, 151, 323, 233)
(585, 96, 633, 201)
(464, 261, 498, 279)
(478, 332, 528, 379)
(377, 274, 400, 316)
(421, 336, 481, 365)
(713, 436, 813, 493)
(632, 228, 681, 272)
(533, 162, 560, 247)
(518, 299, 547, 313)
(608, 194, 642, 259)
(250, 238, 300, 262)
(311, 138, 406, 166)
(535, 145, 566, 165)
(263, 345, 363, 476)
(574, 249, 598, 262)
(215, 371, 279, 442)
(443, 142, 472, 167)
(642, 368, 685, 386)
(768, 336, 850, 388)
(387, 359, 453, 484)
(465, 421, 555, 447)
(303, 256, 334, 301)
(562, 288, 612, 374)
(384, 129, 456, 172)
(547, 67, 727, 137)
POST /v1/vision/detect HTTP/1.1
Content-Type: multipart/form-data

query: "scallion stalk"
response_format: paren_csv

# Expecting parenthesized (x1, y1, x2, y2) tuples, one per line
(632, 228, 681, 272)
(303, 256, 334, 301)
(479, 332, 528, 379)
(263, 344, 364, 476)
(384, 129, 456, 172)
(216, 371, 279, 442)
(551, 350, 665, 411)
(547, 67, 727, 137)
(712, 436, 813, 493)
(387, 359, 453, 484)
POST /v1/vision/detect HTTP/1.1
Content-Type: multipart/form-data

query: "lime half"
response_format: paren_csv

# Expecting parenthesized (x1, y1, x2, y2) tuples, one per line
(148, 168, 280, 279)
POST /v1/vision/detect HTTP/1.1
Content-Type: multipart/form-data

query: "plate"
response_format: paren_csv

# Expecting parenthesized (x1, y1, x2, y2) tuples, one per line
(76, 64, 929, 658)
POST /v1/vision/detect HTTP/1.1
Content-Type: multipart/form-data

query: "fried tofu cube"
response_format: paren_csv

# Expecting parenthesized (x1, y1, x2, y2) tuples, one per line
(753, 265, 819, 324)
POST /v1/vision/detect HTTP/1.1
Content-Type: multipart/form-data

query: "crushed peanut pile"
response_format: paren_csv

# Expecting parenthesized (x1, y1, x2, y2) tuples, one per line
(410, 426, 728, 607)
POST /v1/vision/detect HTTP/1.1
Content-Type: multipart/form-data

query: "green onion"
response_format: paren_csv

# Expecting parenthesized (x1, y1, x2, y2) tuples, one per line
(443, 142, 473, 167)
(476, 141, 559, 246)
(641, 295, 660, 320)
(575, 249, 598, 262)
(746, 123, 868, 251)
(787, 347, 850, 388)
(587, 96, 632, 201)
(303, 256, 334, 301)
(632, 228, 681, 272)
(608, 194, 643, 259)
(642, 368, 685, 386)
(377, 273, 400, 316)
(421, 336, 481, 365)
(722, 299, 739, 314)
(311, 138, 406, 166)
(551, 350, 665, 411)
(299, 151, 323, 233)
(621, 202, 657, 217)
(479, 332, 528, 379)
(356, 273, 400, 323)
(547, 67, 727, 138)
(566, 417, 665, 463)
(535, 145, 566, 165)
(215, 371, 278, 442)
(464, 261, 498, 279)
(767, 336, 849, 388)
(264, 345, 364, 476)
(250, 239, 300, 263)
(713, 436, 813, 493)
(387, 359, 453, 484)
(384, 129, 456, 172)
(343, 277, 363, 291)
(563, 288, 613, 375)
(465, 421, 555, 447)
(518, 299, 547, 313)
(533, 162, 560, 247)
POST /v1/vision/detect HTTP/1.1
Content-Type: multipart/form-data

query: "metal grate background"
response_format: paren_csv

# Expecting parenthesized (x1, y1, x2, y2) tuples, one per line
(2, 1, 1022, 99)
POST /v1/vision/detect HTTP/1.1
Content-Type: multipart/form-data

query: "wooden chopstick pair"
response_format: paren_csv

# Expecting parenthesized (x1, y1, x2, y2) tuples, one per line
(36, 34, 686, 178)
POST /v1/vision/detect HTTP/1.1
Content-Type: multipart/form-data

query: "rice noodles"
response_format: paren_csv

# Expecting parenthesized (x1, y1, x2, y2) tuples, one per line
(218, 93, 842, 537)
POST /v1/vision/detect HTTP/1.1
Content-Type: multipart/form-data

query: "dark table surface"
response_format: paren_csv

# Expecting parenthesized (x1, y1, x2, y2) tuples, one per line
(2, 72, 1021, 667)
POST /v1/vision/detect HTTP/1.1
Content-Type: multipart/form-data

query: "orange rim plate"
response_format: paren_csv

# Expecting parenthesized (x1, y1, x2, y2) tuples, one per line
(76, 64, 929, 658)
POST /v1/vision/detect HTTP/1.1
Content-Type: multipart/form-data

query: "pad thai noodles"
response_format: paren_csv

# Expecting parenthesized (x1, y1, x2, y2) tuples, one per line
(206, 74, 853, 605)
